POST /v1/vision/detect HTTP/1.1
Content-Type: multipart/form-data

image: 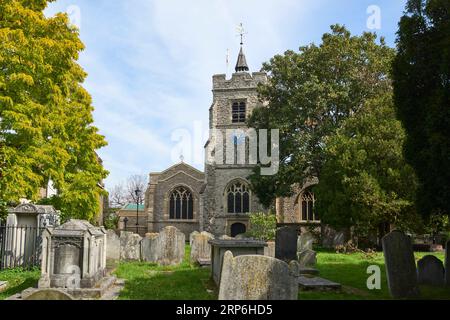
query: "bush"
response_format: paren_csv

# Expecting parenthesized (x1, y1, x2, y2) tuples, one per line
(246, 212, 277, 241)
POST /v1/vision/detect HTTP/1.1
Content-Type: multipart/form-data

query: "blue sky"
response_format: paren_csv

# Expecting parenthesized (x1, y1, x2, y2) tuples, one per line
(44, 0, 407, 191)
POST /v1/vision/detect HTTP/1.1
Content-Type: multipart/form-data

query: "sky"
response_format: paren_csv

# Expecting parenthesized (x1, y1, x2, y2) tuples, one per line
(44, 0, 407, 191)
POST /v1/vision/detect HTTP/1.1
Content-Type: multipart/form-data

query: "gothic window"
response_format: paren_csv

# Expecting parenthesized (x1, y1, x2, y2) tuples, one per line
(169, 187, 194, 220)
(226, 181, 250, 214)
(299, 190, 319, 222)
(232, 102, 246, 123)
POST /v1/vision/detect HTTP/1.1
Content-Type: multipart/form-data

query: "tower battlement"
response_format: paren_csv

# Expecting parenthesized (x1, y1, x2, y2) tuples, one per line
(212, 72, 267, 91)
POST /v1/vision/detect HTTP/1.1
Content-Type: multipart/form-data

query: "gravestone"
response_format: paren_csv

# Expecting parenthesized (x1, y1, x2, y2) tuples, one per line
(382, 230, 420, 298)
(190, 231, 214, 264)
(446, 240, 450, 287)
(38, 219, 107, 289)
(120, 231, 142, 261)
(275, 226, 297, 262)
(264, 241, 275, 258)
(297, 232, 314, 252)
(417, 255, 445, 287)
(140, 233, 160, 262)
(189, 231, 200, 246)
(209, 239, 267, 285)
(140, 227, 185, 265)
(218, 251, 299, 300)
(157, 226, 185, 266)
(297, 249, 317, 268)
(106, 230, 120, 261)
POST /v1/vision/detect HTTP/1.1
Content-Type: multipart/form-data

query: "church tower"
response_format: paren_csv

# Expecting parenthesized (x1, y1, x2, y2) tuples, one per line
(201, 38, 268, 236)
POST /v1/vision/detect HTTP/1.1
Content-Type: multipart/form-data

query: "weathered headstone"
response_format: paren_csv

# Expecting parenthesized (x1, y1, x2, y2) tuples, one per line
(275, 226, 297, 262)
(382, 230, 420, 298)
(218, 251, 299, 300)
(190, 231, 214, 264)
(140, 233, 159, 262)
(264, 241, 275, 258)
(297, 249, 317, 268)
(297, 232, 314, 252)
(120, 231, 142, 261)
(189, 231, 200, 246)
(417, 255, 445, 287)
(209, 239, 267, 284)
(445, 240, 450, 287)
(39, 219, 107, 289)
(156, 226, 185, 266)
(106, 230, 120, 261)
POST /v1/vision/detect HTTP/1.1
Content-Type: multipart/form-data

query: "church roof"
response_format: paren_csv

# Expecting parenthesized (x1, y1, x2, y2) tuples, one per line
(235, 46, 249, 72)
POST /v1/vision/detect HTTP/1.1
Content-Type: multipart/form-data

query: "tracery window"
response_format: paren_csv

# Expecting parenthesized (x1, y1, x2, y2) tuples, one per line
(299, 191, 319, 222)
(226, 181, 250, 214)
(169, 186, 194, 219)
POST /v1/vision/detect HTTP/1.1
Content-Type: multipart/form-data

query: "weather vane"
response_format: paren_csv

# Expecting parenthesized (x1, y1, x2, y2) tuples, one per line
(236, 23, 247, 45)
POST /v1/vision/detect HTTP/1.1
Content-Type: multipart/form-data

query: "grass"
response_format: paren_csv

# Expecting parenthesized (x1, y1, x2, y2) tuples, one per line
(300, 249, 450, 300)
(0, 267, 40, 300)
(114, 245, 217, 300)
(1, 246, 448, 300)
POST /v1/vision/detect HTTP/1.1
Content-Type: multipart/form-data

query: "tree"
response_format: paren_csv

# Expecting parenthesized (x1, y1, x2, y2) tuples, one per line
(108, 174, 147, 208)
(0, 0, 108, 222)
(314, 93, 422, 244)
(392, 0, 450, 218)
(247, 25, 395, 206)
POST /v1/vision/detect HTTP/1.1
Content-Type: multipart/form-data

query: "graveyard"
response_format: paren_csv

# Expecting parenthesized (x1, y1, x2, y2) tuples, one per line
(1, 0, 449, 305)
(1, 237, 449, 300)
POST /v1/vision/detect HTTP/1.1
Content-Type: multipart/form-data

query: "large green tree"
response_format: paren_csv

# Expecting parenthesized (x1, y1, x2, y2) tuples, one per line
(392, 0, 450, 218)
(314, 93, 421, 242)
(0, 0, 108, 222)
(248, 25, 395, 206)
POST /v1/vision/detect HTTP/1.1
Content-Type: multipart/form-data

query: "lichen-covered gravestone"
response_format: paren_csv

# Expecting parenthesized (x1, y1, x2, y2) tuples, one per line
(417, 255, 445, 287)
(218, 251, 299, 300)
(139, 227, 185, 265)
(275, 226, 297, 262)
(190, 231, 214, 264)
(120, 231, 142, 261)
(106, 230, 121, 261)
(297, 232, 314, 252)
(446, 240, 450, 287)
(189, 231, 200, 246)
(264, 241, 275, 258)
(297, 249, 317, 268)
(140, 233, 160, 262)
(382, 230, 420, 298)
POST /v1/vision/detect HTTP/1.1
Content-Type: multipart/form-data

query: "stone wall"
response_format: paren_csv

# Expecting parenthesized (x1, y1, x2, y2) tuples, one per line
(145, 163, 204, 239)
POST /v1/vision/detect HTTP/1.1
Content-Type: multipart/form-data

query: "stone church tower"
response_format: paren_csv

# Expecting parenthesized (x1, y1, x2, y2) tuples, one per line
(201, 45, 268, 236)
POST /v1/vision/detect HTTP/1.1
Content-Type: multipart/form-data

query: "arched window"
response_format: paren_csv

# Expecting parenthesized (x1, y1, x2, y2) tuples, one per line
(226, 181, 250, 214)
(169, 187, 194, 220)
(299, 190, 319, 222)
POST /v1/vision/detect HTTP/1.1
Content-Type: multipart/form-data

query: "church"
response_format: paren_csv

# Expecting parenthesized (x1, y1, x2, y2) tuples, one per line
(138, 44, 320, 239)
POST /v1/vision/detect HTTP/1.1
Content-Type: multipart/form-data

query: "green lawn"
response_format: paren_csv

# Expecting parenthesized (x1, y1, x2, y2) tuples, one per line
(1, 246, 448, 300)
(115, 246, 450, 300)
(300, 249, 450, 300)
(0, 268, 40, 300)
(114, 246, 217, 300)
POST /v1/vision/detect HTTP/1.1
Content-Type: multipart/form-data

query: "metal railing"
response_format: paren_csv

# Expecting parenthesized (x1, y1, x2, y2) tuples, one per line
(0, 225, 44, 270)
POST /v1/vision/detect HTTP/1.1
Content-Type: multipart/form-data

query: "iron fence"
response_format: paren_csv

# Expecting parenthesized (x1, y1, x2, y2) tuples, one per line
(0, 225, 44, 270)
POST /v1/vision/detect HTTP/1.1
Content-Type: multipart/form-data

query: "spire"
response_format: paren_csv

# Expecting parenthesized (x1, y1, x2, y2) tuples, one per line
(235, 23, 249, 73)
(235, 46, 249, 72)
